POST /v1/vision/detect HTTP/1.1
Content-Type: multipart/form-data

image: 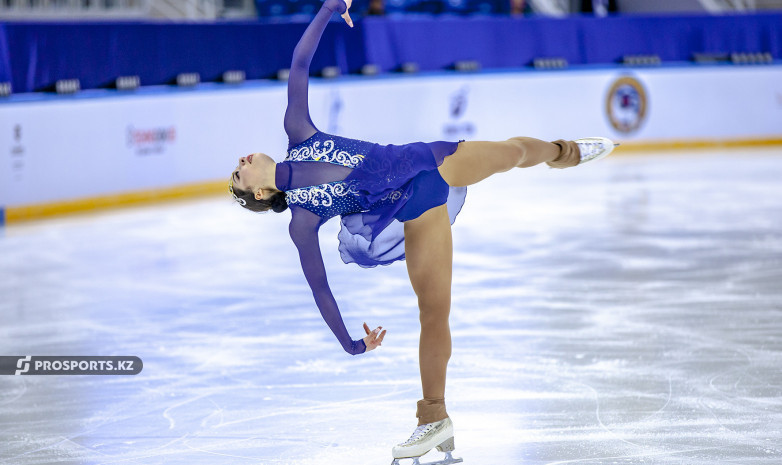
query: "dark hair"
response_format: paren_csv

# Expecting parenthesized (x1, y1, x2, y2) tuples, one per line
(229, 183, 288, 213)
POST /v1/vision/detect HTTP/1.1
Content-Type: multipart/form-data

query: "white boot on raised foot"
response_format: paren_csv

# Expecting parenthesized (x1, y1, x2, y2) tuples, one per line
(391, 417, 463, 465)
(575, 136, 618, 165)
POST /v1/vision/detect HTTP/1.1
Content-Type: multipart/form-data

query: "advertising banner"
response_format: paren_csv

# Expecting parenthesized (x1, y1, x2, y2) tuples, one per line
(1, 65, 781, 215)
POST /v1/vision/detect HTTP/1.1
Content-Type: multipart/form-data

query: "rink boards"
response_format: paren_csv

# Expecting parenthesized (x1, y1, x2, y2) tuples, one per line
(1, 64, 781, 223)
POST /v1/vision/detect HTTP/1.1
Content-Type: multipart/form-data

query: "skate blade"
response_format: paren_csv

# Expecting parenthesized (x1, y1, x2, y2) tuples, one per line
(391, 451, 463, 465)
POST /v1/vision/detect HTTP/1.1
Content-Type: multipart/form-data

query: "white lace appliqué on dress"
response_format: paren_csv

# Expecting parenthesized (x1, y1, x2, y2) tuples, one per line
(285, 181, 360, 208)
(287, 139, 365, 168)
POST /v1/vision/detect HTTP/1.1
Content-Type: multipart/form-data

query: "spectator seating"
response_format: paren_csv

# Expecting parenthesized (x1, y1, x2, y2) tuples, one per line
(255, 0, 510, 16)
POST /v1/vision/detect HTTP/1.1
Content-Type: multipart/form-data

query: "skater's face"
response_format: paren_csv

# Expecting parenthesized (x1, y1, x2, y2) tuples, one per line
(231, 152, 275, 198)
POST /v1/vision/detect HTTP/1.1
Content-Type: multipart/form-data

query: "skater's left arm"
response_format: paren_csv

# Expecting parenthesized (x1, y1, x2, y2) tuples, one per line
(288, 206, 384, 355)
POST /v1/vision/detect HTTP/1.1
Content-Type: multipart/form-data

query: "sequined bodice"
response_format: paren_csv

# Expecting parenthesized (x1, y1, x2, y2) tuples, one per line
(281, 132, 377, 219)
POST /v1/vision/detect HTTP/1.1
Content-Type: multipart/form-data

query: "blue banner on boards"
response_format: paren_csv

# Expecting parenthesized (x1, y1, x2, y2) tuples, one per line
(1, 13, 780, 94)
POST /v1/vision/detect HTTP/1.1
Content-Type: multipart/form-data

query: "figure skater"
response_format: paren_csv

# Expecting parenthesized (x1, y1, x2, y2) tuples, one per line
(228, 0, 616, 463)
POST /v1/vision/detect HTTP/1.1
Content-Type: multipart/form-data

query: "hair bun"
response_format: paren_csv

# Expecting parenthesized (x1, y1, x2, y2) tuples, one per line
(270, 191, 289, 213)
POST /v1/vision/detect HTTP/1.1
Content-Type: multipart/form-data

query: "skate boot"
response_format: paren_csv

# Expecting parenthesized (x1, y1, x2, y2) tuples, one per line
(575, 136, 618, 165)
(391, 417, 463, 465)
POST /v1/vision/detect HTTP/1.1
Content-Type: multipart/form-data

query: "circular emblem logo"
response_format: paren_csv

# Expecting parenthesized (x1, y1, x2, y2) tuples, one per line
(605, 76, 648, 134)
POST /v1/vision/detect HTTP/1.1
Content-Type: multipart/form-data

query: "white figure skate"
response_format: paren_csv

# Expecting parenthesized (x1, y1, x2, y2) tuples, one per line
(575, 136, 618, 165)
(391, 417, 463, 465)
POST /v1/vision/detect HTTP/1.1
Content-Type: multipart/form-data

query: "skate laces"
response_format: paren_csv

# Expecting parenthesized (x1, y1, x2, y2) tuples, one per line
(579, 141, 602, 154)
(577, 141, 608, 161)
(402, 424, 432, 445)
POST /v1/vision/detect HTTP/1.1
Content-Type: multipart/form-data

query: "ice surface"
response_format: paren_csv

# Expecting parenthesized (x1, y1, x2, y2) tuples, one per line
(1, 149, 781, 465)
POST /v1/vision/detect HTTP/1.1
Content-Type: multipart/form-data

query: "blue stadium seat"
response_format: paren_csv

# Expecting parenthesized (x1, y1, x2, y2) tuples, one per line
(255, 0, 291, 16)
(443, 0, 469, 14)
(466, 0, 508, 14)
(286, 0, 322, 16)
(384, 0, 409, 14)
(406, 0, 447, 14)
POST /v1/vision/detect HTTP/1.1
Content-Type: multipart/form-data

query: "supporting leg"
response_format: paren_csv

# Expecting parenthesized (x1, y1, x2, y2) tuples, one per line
(403, 204, 453, 425)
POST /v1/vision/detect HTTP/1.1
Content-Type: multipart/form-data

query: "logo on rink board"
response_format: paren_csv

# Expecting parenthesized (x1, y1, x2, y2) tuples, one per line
(126, 125, 177, 156)
(10, 124, 25, 182)
(0, 356, 143, 375)
(605, 76, 648, 134)
(442, 86, 476, 139)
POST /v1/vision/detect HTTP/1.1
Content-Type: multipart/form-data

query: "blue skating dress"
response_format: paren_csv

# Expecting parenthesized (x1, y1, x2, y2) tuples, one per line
(277, 0, 466, 355)
(276, 133, 467, 267)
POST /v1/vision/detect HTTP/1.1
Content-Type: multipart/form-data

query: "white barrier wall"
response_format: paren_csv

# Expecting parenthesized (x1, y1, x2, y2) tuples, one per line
(2, 65, 781, 214)
(1, 87, 289, 208)
(329, 66, 782, 145)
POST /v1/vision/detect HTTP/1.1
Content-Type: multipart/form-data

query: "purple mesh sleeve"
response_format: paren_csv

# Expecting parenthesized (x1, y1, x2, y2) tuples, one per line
(284, 0, 348, 148)
(289, 205, 367, 355)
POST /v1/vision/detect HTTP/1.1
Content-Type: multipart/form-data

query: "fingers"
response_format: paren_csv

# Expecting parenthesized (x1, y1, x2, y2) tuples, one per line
(364, 322, 381, 337)
(341, 11, 353, 28)
(362, 323, 385, 351)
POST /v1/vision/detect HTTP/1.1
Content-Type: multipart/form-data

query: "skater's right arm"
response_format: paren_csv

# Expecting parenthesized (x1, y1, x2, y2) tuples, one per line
(288, 206, 380, 355)
(284, 0, 352, 147)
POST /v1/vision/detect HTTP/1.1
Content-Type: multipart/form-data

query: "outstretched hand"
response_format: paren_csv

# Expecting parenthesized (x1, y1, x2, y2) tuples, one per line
(341, 0, 353, 27)
(362, 322, 386, 352)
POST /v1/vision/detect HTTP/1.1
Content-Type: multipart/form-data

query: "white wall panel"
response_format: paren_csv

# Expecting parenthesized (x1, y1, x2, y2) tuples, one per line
(2, 65, 781, 209)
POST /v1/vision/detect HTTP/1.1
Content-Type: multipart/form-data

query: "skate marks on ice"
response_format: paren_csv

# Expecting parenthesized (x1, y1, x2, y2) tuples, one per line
(439, 150, 782, 464)
(0, 150, 781, 464)
(447, 150, 782, 464)
(0, 203, 418, 465)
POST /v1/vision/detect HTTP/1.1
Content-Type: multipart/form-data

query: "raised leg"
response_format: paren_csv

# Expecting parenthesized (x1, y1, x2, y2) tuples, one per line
(403, 203, 453, 425)
(437, 137, 569, 187)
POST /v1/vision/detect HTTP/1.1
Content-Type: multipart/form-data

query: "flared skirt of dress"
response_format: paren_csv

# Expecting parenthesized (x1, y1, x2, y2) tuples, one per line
(337, 140, 467, 268)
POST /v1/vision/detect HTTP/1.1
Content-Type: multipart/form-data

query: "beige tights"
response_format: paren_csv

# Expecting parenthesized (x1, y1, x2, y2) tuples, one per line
(411, 138, 580, 427)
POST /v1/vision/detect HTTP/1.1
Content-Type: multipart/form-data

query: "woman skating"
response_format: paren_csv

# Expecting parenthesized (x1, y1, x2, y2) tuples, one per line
(228, 0, 616, 462)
